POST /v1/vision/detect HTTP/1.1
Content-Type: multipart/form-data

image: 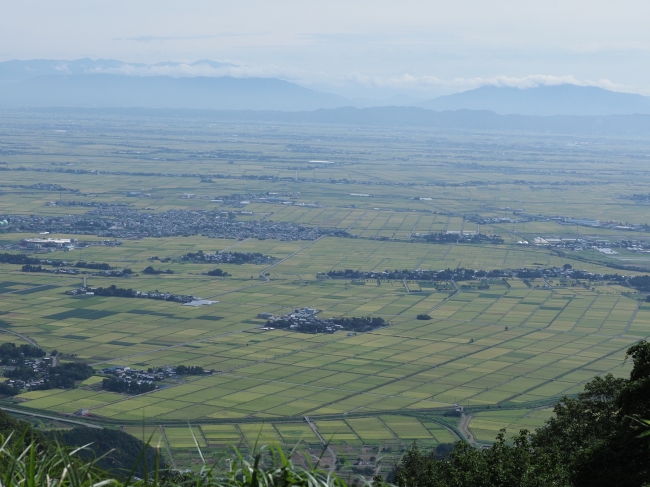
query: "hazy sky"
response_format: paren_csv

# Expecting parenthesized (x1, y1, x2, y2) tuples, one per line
(2, 0, 650, 99)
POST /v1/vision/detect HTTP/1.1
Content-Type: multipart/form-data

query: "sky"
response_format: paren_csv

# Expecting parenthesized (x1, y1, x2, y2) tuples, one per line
(2, 0, 650, 100)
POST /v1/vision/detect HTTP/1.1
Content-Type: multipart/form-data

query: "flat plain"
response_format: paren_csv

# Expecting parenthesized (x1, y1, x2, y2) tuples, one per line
(1, 109, 650, 467)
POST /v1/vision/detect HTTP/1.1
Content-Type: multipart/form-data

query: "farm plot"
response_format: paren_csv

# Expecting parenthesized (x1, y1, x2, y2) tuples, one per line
(468, 407, 554, 444)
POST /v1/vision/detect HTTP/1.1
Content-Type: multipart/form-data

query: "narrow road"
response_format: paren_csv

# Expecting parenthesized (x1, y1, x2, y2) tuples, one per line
(346, 211, 368, 232)
(459, 412, 475, 444)
(625, 302, 642, 333)
(425, 280, 460, 314)
(0, 406, 103, 429)
(218, 238, 250, 253)
(441, 244, 454, 260)
(304, 416, 337, 473)
(402, 279, 410, 294)
(408, 214, 422, 238)
(0, 327, 40, 348)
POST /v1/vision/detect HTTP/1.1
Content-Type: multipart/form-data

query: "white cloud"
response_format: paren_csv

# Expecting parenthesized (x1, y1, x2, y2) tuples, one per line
(343, 73, 625, 93)
(88, 61, 305, 80)
(53, 63, 71, 73)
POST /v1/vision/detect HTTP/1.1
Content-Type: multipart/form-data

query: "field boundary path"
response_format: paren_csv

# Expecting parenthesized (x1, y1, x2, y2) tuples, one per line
(218, 238, 250, 253)
(625, 302, 642, 334)
(259, 236, 325, 281)
(90, 327, 259, 366)
(87, 326, 356, 412)
(425, 280, 459, 314)
(304, 416, 337, 473)
(408, 214, 422, 238)
(346, 211, 367, 232)
(402, 279, 410, 293)
(159, 425, 177, 470)
(441, 244, 453, 260)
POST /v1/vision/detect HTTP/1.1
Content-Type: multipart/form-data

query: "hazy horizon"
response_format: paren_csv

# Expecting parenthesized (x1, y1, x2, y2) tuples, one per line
(3, 1, 650, 99)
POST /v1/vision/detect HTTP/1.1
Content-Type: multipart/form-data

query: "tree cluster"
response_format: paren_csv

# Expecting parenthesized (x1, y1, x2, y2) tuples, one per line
(92, 285, 137, 298)
(327, 268, 505, 282)
(420, 232, 504, 245)
(206, 268, 230, 277)
(21, 264, 47, 273)
(142, 266, 174, 275)
(269, 315, 386, 334)
(0, 253, 39, 265)
(0, 342, 45, 365)
(74, 261, 113, 270)
(36, 363, 94, 390)
(183, 250, 278, 265)
(175, 365, 205, 375)
(102, 377, 155, 394)
(331, 316, 386, 332)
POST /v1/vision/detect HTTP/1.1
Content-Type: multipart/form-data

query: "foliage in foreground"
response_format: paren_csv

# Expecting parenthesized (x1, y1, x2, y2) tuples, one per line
(0, 436, 354, 487)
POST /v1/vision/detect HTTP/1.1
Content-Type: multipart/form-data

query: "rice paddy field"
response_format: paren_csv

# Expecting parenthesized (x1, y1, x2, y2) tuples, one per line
(1, 109, 650, 466)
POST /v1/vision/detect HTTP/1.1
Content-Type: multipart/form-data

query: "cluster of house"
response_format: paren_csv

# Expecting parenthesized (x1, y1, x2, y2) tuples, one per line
(91, 269, 132, 277)
(1, 207, 349, 241)
(22, 265, 81, 275)
(181, 190, 305, 207)
(4, 356, 54, 390)
(531, 236, 642, 253)
(3, 237, 122, 253)
(99, 365, 164, 385)
(259, 308, 347, 334)
(99, 364, 212, 383)
(45, 200, 131, 208)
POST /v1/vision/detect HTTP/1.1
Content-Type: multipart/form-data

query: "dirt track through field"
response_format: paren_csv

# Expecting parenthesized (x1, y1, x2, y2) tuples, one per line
(459, 413, 475, 444)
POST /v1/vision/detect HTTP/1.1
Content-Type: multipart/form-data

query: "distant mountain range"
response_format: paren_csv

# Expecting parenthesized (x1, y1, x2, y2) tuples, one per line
(416, 84, 650, 116)
(2, 59, 650, 116)
(0, 74, 348, 111)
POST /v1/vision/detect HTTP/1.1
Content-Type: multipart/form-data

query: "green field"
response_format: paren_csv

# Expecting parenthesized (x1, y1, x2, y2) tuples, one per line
(1, 110, 650, 468)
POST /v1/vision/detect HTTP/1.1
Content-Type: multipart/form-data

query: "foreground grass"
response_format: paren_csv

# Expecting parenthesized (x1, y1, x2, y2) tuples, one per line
(0, 433, 369, 487)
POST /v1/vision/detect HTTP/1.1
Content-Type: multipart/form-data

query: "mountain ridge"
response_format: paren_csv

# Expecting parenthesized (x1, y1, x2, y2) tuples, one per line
(2, 58, 650, 115)
(0, 74, 349, 112)
(417, 84, 650, 116)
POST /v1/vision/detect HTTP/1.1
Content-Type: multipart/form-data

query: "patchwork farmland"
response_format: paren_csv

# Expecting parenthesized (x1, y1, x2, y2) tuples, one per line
(0, 110, 650, 469)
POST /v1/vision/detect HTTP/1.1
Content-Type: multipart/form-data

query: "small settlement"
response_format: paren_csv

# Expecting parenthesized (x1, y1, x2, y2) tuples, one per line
(261, 308, 386, 334)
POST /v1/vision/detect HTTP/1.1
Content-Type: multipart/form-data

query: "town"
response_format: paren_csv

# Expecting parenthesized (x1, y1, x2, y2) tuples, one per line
(0, 208, 351, 241)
